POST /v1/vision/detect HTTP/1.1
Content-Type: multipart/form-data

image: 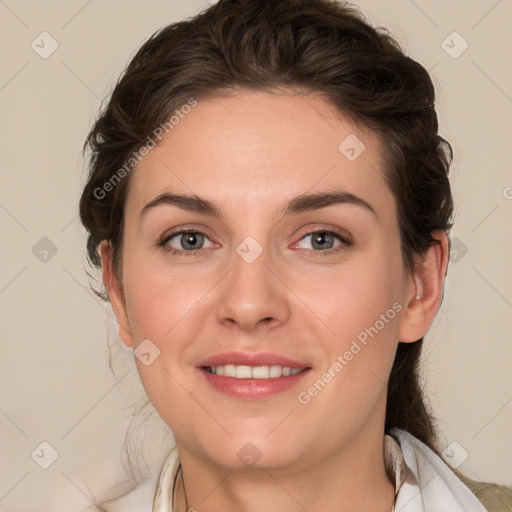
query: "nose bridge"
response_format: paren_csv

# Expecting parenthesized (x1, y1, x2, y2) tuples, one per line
(215, 235, 290, 331)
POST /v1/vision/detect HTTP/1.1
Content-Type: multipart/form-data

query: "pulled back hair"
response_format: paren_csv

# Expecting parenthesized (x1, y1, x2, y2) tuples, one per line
(80, 0, 453, 455)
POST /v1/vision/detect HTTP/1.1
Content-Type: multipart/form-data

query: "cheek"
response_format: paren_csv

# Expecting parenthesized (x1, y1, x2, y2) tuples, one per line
(120, 256, 211, 424)
(304, 257, 404, 348)
(294, 260, 404, 428)
(121, 251, 212, 345)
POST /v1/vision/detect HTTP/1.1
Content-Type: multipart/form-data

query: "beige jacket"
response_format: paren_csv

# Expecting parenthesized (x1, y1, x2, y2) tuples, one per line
(454, 469, 512, 512)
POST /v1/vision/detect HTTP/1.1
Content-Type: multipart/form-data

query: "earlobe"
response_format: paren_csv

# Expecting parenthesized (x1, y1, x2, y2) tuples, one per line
(398, 231, 449, 343)
(99, 240, 133, 348)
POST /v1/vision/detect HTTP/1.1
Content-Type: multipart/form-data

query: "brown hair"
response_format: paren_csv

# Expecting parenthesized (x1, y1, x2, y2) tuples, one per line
(80, 0, 453, 455)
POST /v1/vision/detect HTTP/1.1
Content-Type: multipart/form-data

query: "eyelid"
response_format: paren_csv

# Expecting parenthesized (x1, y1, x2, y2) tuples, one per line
(292, 225, 353, 246)
(159, 225, 215, 244)
(158, 224, 353, 257)
(290, 228, 353, 259)
(158, 226, 216, 255)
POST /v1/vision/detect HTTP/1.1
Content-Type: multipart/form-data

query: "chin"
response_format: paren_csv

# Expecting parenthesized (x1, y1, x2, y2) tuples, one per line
(202, 430, 305, 472)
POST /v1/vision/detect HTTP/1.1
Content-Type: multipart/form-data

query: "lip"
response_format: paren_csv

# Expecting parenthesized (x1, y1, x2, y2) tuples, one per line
(196, 351, 312, 400)
(197, 351, 309, 369)
(199, 367, 312, 399)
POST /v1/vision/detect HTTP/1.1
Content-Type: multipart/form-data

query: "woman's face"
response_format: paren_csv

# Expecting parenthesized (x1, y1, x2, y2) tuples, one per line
(108, 89, 417, 471)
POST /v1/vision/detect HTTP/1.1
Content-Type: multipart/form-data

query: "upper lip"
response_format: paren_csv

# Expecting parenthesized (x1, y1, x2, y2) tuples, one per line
(197, 351, 310, 369)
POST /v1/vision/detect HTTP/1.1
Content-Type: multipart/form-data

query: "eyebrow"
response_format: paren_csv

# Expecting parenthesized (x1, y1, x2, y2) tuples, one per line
(140, 190, 378, 220)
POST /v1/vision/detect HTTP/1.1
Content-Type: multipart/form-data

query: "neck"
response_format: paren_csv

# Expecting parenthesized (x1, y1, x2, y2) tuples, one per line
(173, 429, 396, 512)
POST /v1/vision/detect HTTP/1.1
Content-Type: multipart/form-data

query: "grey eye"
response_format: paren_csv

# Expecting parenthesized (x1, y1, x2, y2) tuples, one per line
(298, 232, 342, 251)
(166, 232, 213, 251)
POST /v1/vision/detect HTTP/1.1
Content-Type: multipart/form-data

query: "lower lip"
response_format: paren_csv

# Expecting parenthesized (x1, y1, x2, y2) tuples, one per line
(199, 368, 311, 399)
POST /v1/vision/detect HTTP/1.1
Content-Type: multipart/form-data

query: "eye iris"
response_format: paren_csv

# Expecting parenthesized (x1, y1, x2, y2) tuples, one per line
(312, 232, 334, 250)
(181, 232, 203, 250)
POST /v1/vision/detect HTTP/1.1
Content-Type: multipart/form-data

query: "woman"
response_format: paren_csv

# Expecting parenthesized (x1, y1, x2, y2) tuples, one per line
(79, 0, 511, 510)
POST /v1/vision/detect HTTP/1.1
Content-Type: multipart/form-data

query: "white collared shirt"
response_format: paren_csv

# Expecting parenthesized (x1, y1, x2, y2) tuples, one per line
(152, 427, 488, 511)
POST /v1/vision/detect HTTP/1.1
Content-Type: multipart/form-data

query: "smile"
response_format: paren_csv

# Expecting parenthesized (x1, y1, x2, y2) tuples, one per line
(204, 364, 305, 379)
(200, 365, 311, 399)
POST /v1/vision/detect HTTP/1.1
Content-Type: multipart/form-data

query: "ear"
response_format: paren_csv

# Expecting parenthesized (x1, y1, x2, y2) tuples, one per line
(99, 240, 133, 348)
(398, 231, 449, 343)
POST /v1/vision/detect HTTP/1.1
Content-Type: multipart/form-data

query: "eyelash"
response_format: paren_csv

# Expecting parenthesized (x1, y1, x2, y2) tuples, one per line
(158, 227, 352, 258)
(298, 228, 353, 258)
(158, 228, 207, 258)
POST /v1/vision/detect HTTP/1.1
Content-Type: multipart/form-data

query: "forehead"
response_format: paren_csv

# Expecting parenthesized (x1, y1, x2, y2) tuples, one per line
(125, 89, 395, 222)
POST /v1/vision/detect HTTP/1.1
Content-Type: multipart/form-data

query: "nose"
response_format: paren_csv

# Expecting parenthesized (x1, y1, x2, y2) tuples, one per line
(215, 243, 291, 332)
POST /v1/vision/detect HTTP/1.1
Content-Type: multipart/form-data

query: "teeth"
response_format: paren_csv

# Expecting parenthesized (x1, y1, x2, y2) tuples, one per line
(208, 364, 304, 379)
(236, 365, 252, 378)
(252, 365, 270, 379)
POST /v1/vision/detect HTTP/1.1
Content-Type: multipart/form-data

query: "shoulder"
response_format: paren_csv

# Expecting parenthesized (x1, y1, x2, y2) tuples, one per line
(451, 468, 512, 512)
(47, 454, 161, 512)
(389, 428, 511, 511)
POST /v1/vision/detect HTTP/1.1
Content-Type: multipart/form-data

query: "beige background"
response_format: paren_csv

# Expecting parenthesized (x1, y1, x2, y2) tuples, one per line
(1, 0, 511, 510)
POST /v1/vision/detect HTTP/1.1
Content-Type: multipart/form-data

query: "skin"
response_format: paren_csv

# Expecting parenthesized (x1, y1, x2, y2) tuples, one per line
(100, 88, 448, 512)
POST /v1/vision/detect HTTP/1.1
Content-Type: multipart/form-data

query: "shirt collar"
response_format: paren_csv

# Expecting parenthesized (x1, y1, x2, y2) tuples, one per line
(385, 432, 407, 497)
